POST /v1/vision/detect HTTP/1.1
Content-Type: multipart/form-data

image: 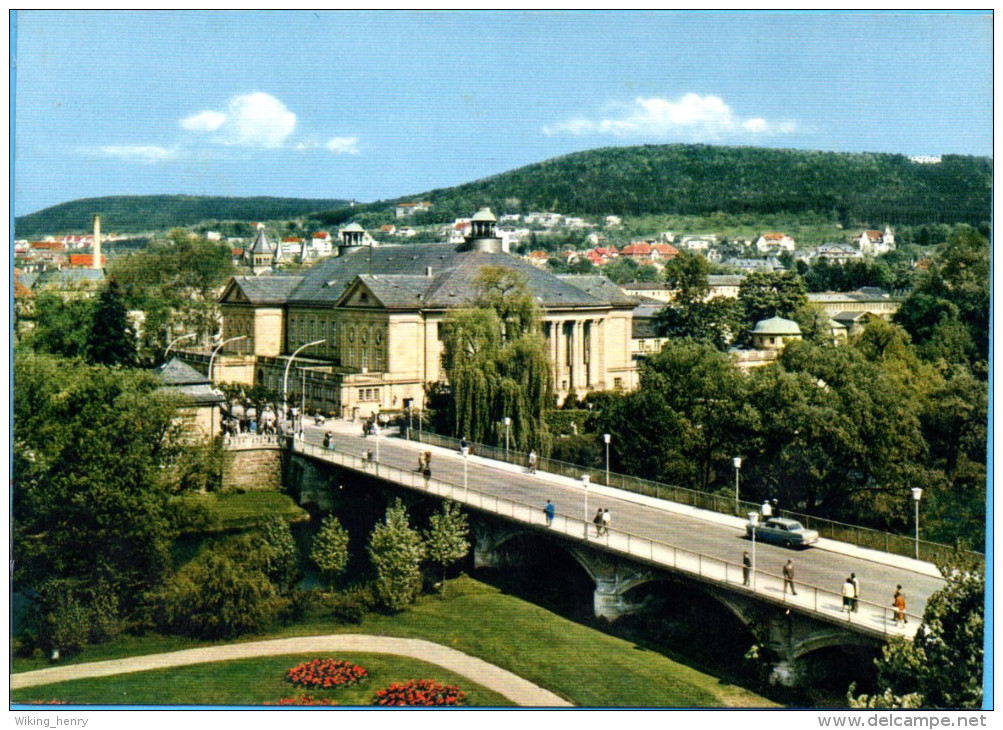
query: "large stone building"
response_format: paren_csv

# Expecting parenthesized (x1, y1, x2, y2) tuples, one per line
(213, 210, 638, 419)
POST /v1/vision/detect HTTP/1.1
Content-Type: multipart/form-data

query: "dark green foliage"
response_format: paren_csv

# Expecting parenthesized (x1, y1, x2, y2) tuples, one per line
(313, 146, 990, 227)
(15, 194, 351, 238)
(13, 352, 184, 606)
(151, 552, 286, 639)
(441, 267, 554, 452)
(21, 292, 93, 359)
(30, 579, 120, 656)
(894, 226, 990, 367)
(738, 271, 808, 326)
(856, 555, 984, 708)
(85, 278, 136, 366)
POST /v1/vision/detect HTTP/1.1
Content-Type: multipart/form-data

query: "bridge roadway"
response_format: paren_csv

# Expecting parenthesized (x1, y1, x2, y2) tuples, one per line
(295, 420, 944, 639)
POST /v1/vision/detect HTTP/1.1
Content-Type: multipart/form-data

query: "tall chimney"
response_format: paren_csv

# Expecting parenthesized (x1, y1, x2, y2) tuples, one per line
(92, 215, 102, 270)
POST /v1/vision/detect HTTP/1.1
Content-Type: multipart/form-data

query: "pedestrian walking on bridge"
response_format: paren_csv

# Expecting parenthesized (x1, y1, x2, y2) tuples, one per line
(593, 509, 603, 537)
(544, 499, 555, 527)
(842, 577, 855, 613)
(892, 585, 907, 626)
(782, 559, 797, 596)
(742, 551, 751, 586)
(528, 450, 538, 474)
(850, 573, 860, 612)
(601, 508, 610, 536)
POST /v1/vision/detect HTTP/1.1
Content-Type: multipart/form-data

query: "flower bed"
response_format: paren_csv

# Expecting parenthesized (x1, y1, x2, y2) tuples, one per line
(273, 695, 339, 706)
(285, 659, 368, 689)
(372, 679, 467, 706)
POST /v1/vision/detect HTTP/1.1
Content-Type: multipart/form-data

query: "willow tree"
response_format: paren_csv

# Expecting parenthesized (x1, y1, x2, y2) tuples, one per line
(442, 267, 553, 453)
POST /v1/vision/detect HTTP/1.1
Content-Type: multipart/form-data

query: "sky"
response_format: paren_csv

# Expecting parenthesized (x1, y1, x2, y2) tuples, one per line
(11, 10, 993, 217)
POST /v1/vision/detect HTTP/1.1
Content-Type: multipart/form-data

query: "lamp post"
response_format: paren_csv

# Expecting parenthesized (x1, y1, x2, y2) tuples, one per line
(582, 474, 590, 539)
(748, 512, 758, 590)
(164, 332, 196, 360)
(208, 335, 246, 441)
(463, 448, 469, 501)
(733, 457, 743, 516)
(603, 433, 611, 486)
(911, 487, 923, 560)
(208, 335, 246, 384)
(504, 417, 511, 460)
(282, 339, 326, 429)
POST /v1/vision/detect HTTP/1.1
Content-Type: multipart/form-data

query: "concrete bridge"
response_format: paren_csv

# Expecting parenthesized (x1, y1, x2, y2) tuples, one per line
(227, 422, 945, 685)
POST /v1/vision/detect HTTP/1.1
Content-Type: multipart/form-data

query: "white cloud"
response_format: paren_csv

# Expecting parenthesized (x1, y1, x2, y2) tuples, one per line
(325, 137, 360, 155)
(181, 110, 226, 132)
(181, 92, 297, 148)
(97, 145, 177, 163)
(544, 94, 796, 140)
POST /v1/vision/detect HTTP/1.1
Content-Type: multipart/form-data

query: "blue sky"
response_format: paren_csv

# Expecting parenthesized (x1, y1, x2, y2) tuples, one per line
(12, 10, 993, 217)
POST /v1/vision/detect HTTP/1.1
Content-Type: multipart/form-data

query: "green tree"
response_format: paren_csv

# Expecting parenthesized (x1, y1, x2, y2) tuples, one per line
(663, 250, 711, 301)
(367, 499, 425, 612)
(738, 270, 808, 327)
(21, 292, 93, 358)
(442, 267, 553, 451)
(258, 518, 301, 592)
(13, 352, 189, 610)
(422, 501, 469, 595)
(311, 515, 351, 588)
(86, 278, 136, 366)
(153, 552, 286, 639)
(854, 556, 984, 708)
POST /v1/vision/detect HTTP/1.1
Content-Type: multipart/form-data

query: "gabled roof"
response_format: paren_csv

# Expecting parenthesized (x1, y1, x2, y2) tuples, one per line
(287, 243, 624, 310)
(557, 275, 639, 306)
(155, 357, 210, 386)
(222, 275, 304, 305)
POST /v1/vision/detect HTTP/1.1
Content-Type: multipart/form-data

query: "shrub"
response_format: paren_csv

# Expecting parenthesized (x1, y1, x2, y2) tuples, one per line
(258, 517, 301, 591)
(310, 515, 350, 588)
(31, 580, 90, 657)
(152, 552, 287, 639)
(368, 500, 425, 612)
(372, 679, 466, 706)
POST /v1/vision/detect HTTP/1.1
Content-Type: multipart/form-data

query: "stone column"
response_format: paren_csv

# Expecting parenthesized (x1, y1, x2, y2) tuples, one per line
(573, 320, 584, 390)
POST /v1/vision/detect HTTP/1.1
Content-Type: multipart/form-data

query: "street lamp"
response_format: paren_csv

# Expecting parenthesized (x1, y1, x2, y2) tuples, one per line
(911, 487, 923, 560)
(463, 448, 469, 501)
(748, 512, 759, 590)
(209, 335, 246, 384)
(733, 457, 743, 516)
(164, 332, 196, 360)
(282, 339, 326, 429)
(504, 416, 511, 460)
(582, 474, 590, 539)
(603, 433, 611, 485)
(208, 335, 246, 440)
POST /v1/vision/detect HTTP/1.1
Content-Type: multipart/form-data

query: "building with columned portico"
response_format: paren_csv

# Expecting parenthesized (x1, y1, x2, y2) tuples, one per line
(211, 209, 638, 419)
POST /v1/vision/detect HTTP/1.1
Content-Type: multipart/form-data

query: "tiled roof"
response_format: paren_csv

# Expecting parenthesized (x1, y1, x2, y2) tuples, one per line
(155, 357, 210, 386)
(557, 275, 639, 306)
(287, 243, 627, 310)
(228, 275, 304, 304)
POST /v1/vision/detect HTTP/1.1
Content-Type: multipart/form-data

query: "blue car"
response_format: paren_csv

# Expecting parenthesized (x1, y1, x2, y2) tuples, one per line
(747, 517, 819, 549)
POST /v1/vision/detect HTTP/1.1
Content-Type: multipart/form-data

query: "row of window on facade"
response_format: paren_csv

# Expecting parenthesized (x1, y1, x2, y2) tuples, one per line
(287, 317, 387, 371)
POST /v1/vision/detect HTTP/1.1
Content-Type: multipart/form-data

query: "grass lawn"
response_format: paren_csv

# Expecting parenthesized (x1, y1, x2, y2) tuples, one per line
(10, 652, 513, 707)
(179, 491, 310, 531)
(11, 576, 776, 708)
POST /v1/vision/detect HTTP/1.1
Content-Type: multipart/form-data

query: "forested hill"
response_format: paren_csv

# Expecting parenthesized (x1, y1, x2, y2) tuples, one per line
(317, 145, 991, 227)
(15, 195, 352, 237)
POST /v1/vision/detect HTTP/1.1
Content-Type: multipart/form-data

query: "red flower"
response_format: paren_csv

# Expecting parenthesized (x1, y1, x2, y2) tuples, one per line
(370, 679, 466, 706)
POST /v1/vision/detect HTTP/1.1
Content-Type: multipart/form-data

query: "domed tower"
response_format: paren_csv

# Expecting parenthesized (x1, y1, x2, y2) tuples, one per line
(750, 316, 802, 351)
(464, 207, 504, 253)
(338, 222, 366, 256)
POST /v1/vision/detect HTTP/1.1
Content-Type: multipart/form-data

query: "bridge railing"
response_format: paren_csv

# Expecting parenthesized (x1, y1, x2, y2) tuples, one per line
(402, 428, 981, 568)
(293, 438, 924, 636)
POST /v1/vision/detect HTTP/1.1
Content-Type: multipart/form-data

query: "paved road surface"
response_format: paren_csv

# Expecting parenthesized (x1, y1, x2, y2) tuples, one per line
(308, 420, 944, 634)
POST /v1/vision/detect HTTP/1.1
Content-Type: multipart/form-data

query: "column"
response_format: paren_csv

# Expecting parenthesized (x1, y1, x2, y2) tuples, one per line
(573, 320, 584, 390)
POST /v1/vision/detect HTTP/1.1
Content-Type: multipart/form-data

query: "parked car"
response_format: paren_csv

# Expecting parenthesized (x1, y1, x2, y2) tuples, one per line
(747, 517, 819, 548)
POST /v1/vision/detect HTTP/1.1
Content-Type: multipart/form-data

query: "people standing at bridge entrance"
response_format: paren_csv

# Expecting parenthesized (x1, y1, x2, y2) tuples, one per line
(842, 576, 855, 613)
(544, 499, 555, 527)
(593, 508, 604, 537)
(742, 551, 752, 586)
(893, 585, 907, 626)
(528, 450, 538, 474)
(782, 559, 797, 596)
(850, 573, 860, 612)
